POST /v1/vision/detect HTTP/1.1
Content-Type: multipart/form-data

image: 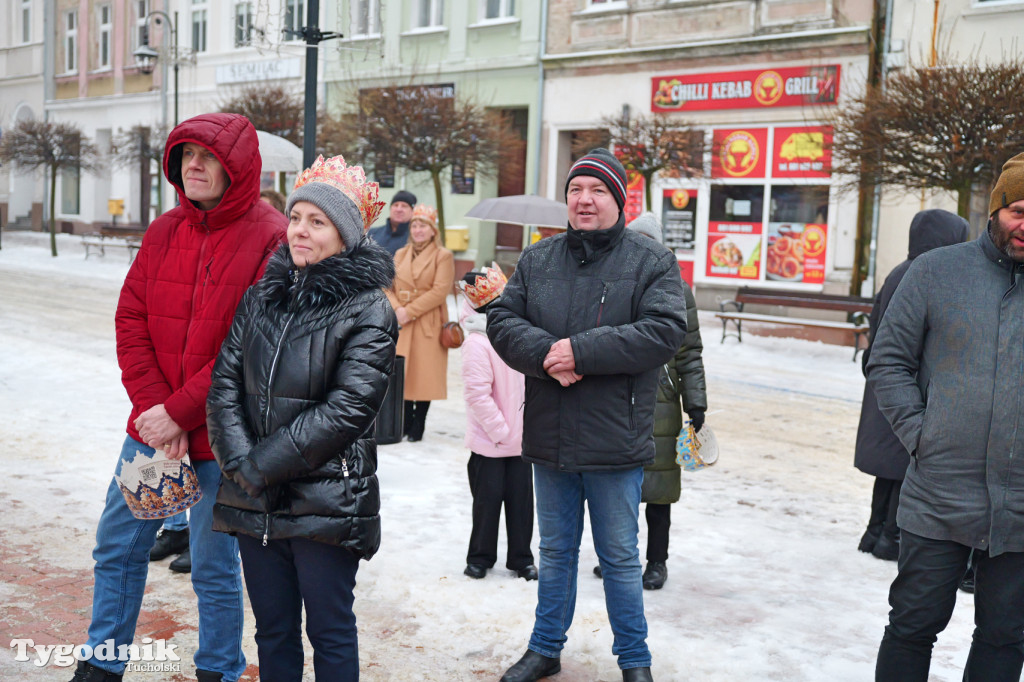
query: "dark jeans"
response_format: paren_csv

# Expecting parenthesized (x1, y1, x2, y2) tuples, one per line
(868, 477, 902, 541)
(645, 503, 671, 563)
(237, 535, 360, 682)
(876, 530, 1024, 682)
(467, 453, 535, 570)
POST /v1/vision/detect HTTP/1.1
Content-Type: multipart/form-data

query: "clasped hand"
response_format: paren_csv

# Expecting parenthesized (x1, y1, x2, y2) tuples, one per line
(543, 338, 582, 387)
(134, 404, 188, 460)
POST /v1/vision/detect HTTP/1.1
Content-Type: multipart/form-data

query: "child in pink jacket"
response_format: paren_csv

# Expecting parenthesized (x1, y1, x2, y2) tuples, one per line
(459, 264, 536, 581)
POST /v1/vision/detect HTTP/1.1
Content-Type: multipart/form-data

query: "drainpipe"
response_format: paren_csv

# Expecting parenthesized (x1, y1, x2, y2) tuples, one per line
(864, 0, 895, 297)
(531, 0, 548, 197)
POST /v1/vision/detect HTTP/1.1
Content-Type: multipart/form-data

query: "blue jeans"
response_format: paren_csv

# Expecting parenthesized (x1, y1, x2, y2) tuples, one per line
(84, 436, 246, 679)
(163, 510, 188, 532)
(529, 464, 650, 670)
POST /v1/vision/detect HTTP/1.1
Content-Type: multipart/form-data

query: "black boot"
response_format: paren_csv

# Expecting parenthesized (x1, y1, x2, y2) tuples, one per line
(623, 667, 654, 682)
(149, 527, 189, 561)
(464, 563, 487, 579)
(593, 564, 603, 579)
(642, 562, 667, 590)
(871, 532, 899, 561)
(169, 546, 192, 573)
(407, 401, 430, 441)
(516, 564, 538, 581)
(858, 526, 881, 553)
(403, 400, 415, 438)
(500, 650, 561, 682)
(195, 670, 223, 682)
(69, 661, 122, 682)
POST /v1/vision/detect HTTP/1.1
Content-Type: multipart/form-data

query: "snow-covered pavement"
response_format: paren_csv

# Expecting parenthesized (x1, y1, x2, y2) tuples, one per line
(0, 232, 977, 681)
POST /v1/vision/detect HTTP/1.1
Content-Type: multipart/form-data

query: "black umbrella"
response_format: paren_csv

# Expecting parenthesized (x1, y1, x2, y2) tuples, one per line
(464, 194, 568, 228)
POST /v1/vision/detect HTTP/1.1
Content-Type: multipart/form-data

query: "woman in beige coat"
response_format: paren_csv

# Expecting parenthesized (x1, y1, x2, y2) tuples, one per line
(386, 204, 455, 441)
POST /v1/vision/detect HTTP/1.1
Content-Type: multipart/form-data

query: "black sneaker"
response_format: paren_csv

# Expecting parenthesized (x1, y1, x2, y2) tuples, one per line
(169, 547, 192, 574)
(593, 564, 603, 579)
(150, 528, 189, 561)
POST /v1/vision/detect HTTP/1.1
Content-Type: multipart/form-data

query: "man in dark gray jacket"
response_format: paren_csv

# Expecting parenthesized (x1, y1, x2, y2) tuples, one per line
(869, 151, 1024, 681)
(488, 149, 687, 682)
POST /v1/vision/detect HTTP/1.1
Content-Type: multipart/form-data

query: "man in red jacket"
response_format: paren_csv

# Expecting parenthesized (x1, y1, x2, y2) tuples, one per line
(71, 113, 286, 682)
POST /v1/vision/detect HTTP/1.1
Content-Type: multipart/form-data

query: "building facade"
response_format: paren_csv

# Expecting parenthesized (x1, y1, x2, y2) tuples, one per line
(540, 0, 874, 304)
(324, 0, 544, 269)
(0, 0, 47, 230)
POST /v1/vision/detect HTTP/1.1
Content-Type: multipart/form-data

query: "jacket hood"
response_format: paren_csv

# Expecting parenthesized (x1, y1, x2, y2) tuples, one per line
(255, 236, 396, 311)
(908, 209, 969, 259)
(163, 113, 262, 229)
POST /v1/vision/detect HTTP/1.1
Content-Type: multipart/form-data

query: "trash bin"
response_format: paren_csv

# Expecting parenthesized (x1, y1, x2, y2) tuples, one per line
(375, 356, 405, 444)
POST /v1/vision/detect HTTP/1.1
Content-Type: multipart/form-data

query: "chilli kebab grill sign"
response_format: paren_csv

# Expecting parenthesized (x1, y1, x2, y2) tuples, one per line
(651, 65, 840, 112)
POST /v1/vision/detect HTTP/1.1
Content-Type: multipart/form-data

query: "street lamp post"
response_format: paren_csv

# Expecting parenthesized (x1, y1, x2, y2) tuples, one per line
(133, 10, 183, 127)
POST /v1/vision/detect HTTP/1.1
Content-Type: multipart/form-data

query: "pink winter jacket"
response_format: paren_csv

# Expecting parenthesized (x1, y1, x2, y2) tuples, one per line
(460, 298, 525, 457)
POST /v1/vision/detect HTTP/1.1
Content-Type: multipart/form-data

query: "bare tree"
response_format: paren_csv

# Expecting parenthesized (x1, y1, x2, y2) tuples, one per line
(829, 57, 1024, 218)
(344, 84, 525, 237)
(219, 84, 304, 146)
(112, 124, 167, 224)
(0, 120, 100, 256)
(573, 113, 704, 211)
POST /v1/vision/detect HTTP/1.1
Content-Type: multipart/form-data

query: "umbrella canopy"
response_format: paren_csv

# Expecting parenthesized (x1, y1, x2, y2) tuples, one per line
(256, 131, 303, 173)
(464, 194, 568, 228)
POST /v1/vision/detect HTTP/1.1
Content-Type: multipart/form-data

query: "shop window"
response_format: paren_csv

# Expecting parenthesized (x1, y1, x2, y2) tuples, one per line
(769, 185, 829, 224)
(765, 185, 830, 284)
(706, 185, 765, 281)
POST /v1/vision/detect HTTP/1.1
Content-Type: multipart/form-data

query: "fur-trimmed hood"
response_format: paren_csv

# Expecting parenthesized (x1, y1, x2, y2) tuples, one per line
(255, 236, 396, 311)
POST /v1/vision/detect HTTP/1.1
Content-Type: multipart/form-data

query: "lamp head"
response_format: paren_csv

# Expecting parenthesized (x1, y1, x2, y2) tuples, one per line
(133, 44, 159, 74)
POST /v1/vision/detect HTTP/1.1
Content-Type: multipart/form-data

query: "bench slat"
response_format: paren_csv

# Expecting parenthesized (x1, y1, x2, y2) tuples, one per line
(715, 312, 868, 331)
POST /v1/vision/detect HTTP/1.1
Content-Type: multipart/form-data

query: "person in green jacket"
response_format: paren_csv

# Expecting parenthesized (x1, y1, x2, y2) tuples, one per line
(594, 212, 708, 590)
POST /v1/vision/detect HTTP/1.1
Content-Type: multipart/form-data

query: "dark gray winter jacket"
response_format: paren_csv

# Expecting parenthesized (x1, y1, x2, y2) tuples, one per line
(854, 209, 967, 480)
(868, 227, 1024, 556)
(206, 240, 398, 559)
(487, 219, 687, 472)
(642, 281, 707, 504)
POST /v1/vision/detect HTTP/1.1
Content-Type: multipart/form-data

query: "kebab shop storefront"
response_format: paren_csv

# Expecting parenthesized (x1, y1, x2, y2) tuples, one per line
(645, 65, 842, 293)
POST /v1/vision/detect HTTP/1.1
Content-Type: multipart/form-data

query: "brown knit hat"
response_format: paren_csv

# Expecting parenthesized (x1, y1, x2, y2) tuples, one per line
(990, 151, 1024, 216)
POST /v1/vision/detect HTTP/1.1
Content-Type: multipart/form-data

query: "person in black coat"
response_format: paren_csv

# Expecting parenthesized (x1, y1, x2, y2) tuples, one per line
(854, 208, 967, 561)
(207, 155, 398, 682)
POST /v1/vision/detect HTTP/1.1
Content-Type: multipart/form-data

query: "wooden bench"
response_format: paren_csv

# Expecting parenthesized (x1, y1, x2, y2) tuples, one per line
(715, 286, 873, 361)
(82, 225, 146, 262)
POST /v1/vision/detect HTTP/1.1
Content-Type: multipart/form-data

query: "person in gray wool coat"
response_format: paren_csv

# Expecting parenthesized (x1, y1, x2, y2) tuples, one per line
(853, 208, 968, 563)
(868, 151, 1024, 681)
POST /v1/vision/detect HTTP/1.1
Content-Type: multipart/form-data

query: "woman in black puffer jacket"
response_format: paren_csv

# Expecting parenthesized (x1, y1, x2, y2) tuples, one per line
(207, 155, 397, 682)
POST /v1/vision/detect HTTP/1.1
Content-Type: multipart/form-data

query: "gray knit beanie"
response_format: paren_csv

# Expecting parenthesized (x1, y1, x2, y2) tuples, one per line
(627, 212, 664, 244)
(286, 182, 364, 252)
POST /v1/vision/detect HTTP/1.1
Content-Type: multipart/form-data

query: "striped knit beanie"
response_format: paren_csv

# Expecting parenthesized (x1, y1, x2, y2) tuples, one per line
(564, 148, 627, 211)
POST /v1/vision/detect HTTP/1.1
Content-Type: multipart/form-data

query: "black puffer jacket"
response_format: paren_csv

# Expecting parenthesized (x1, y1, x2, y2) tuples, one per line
(488, 220, 687, 471)
(643, 282, 707, 504)
(207, 239, 398, 559)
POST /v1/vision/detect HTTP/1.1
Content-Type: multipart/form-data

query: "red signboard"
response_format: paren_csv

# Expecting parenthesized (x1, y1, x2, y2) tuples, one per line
(772, 126, 833, 178)
(706, 221, 763, 280)
(765, 223, 828, 284)
(651, 65, 840, 113)
(711, 128, 768, 179)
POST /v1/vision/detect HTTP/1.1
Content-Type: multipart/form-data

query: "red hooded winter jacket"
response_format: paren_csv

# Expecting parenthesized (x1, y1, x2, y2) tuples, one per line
(115, 113, 287, 461)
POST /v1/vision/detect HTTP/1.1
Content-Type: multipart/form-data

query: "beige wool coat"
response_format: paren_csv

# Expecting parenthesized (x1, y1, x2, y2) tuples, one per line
(386, 237, 455, 401)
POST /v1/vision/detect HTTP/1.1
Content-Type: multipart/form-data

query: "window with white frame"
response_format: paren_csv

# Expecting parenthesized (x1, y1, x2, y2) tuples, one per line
(61, 166, 81, 215)
(284, 0, 305, 38)
(235, 2, 253, 46)
(482, 0, 514, 20)
(134, 0, 150, 52)
(98, 4, 113, 68)
(21, 0, 31, 43)
(588, 0, 626, 8)
(64, 10, 78, 73)
(414, 0, 443, 28)
(351, 0, 381, 36)
(192, 1, 208, 52)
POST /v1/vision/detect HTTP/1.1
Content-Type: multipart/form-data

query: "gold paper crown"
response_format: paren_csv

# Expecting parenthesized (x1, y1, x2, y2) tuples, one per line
(293, 155, 385, 229)
(459, 262, 508, 310)
(411, 203, 438, 228)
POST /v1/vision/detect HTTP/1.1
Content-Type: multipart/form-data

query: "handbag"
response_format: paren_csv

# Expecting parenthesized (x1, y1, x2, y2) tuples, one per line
(440, 320, 464, 349)
(439, 279, 465, 349)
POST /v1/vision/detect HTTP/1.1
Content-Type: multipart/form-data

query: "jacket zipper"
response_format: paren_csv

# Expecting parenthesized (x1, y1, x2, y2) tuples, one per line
(181, 225, 210, 384)
(262, 512, 270, 546)
(341, 457, 352, 499)
(596, 282, 607, 327)
(628, 377, 636, 430)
